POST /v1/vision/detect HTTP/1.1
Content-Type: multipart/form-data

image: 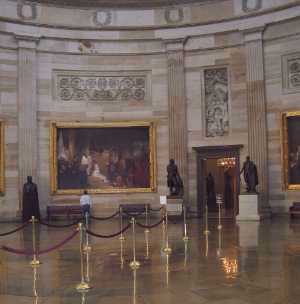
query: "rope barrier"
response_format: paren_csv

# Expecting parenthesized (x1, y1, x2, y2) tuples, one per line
(136, 217, 165, 229)
(86, 222, 131, 239)
(39, 218, 83, 228)
(0, 221, 30, 237)
(149, 206, 163, 212)
(89, 210, 120, 221)
(1, 229, 78, 256)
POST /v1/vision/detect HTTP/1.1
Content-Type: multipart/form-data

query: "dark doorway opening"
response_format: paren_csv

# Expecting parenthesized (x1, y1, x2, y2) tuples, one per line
(193, 145, 243, 219)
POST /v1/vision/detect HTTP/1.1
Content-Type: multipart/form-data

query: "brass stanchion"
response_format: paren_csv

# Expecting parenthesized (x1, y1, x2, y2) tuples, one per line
(32, 263, 38, 304)
(163, 206, 172, 254)
(84, 212, 91, 252)
(145, 228, 150, 259)
(30, 216, 41, 266)
(144, 204, 150, 234)
(184, 239, 188, 269)
(182, 204, 189, 241)
(165, 251, 170, 287)
(205, 232, 209, 257)
(216, 194, 223, 230)
(119, 206, 125, 241)
(217, 227, 222, 257)
(203, 203, 210, 235)
(76, 223, 92, 291)
(129, 217, 140, 269)
(85, 246, 90, 283)
(120, 236, 124, 269)
(132, 268, 137, 304)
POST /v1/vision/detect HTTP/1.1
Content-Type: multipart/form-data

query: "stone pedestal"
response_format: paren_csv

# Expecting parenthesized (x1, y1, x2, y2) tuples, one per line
(237, 194, 260, 221)
(167, 197, 183, 216)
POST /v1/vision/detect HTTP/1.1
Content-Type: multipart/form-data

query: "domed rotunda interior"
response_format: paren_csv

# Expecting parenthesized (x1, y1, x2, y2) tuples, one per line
(0, 0, 300, 303)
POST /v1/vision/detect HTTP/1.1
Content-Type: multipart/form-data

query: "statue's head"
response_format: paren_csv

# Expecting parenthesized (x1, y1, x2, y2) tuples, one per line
(27, 176, 33, 183)
(170, 159, 175, 164)
(83, 189, 88, 195)
(246, 156, 250, 161)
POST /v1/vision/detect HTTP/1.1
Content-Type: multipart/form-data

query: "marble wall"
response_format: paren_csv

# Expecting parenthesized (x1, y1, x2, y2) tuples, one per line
(0, 0, 300, 219)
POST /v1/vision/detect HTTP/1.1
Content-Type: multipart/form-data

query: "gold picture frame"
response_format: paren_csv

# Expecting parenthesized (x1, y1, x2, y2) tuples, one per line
(281, 111, 300, 190)
(0, 121, 4, 194)
(50, 121, 156, 194)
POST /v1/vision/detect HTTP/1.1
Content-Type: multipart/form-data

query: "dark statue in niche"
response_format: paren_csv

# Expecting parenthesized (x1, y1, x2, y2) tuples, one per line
(167, 159, 183, 196)
(206, 172, 217, 210)
(240, 156, 259, 193)
(22, 176, 40, 222)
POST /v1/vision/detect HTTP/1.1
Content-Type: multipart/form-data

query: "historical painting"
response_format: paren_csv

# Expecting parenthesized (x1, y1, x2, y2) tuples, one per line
(0, 121, 4, 194)
(282, 112, 300, 190)
(50, 121, 156, 194)
(203, 67, 229, 137)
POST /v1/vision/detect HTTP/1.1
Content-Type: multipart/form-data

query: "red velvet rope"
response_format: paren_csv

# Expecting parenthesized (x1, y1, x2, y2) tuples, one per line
(90, 210, 120, 221)
(86, 222, 131, 238)
(39, 218, 83, 228)
(0, 221, 30, 237)
(136, 217, 165, 229)
(1, 229, 78, 256)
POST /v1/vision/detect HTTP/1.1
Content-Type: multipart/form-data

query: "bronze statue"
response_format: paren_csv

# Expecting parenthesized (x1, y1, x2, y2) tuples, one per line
(22, 176, 40, 222)
(167, 159, 183, 196)
(240, 156, 258, 193)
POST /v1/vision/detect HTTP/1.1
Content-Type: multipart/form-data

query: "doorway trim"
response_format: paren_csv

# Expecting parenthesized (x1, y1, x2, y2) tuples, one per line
(193, 145, 243, 218)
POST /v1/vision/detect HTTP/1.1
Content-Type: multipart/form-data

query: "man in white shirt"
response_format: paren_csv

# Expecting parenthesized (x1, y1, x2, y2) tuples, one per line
(80, 190, 92, 216)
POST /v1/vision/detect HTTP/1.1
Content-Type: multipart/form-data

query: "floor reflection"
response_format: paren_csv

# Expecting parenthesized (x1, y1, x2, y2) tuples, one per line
(0, 218, 299, 303)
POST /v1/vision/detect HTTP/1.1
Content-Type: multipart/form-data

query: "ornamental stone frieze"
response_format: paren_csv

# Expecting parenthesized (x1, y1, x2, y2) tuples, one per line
(282, 53, 300, 94)
(53, 70, 151, 103)
(203, 67, 229, 138)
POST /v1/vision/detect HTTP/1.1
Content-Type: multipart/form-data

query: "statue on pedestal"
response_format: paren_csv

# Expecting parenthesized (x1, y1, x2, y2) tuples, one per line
(22, 176, 40, 222)
(167, 159, 184, 196)
(240, 156, 258, 193)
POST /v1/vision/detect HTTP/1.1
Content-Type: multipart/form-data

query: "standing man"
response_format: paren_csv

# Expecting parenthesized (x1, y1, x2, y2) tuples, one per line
(80, 190, 92, 216)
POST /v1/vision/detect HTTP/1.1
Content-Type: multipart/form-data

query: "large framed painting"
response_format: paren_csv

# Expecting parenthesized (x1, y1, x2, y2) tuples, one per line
(0, 121, 4, 194)
(282, 111, 300, 190)
(50, 121, 156, 194)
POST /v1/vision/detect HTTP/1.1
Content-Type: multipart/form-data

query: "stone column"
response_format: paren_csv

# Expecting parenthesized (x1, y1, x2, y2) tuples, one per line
(243, 28, 270, 213)
(16, 35, 39, 208)
(165, 39, 188, 196)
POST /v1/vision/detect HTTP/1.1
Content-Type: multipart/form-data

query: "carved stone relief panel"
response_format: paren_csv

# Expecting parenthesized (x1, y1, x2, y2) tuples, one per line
(203, 67, 229, 137)
(53, 70, 151, 103)
(282, 53, 300, 94)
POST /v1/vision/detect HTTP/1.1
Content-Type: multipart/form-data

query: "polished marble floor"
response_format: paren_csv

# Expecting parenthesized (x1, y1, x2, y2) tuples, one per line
(0, 216, 300, 304)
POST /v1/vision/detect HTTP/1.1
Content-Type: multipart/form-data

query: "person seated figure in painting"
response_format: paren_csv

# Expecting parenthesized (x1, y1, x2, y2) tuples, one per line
(79, 153, 89, 188)
(206, 172, 217, 211)
(240, 156, 259, 193)
(167, 159, 184, 196)
(80, 190, 92, 217)
(91, 161, 108, 183)
(22, 176, 40, 222)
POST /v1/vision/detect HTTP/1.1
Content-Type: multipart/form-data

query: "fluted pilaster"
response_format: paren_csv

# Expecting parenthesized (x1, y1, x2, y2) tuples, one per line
(166, 40, 188, 194)
(244, 29, 269, 210)
(16, 35, 39, 205)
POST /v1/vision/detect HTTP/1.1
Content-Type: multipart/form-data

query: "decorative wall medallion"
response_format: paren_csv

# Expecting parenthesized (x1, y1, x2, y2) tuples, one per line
(242, 0, 262, 12)
(17, 1, 37, 20)
(53, 70, 151, 103)
(164, 7, 184, 24)
(203, 67, 229, 137)
(93, 10, 112, 27)
(282, 53, 300, 94)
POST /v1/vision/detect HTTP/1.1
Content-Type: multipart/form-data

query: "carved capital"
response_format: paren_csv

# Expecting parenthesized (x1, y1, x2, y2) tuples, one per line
(15, 34, 40, 49)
